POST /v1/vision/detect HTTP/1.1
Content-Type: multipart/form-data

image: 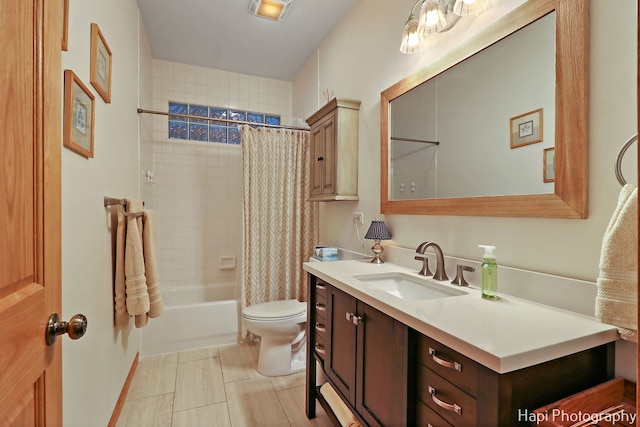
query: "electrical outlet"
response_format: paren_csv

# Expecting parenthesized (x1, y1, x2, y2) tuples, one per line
(353, 212, 364, 224)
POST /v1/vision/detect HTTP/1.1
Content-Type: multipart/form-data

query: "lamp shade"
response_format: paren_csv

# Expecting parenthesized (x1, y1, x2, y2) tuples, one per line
(364, 220, 391, 241)
(453, 0, 486, 16)
(418, 0, 446, 36)
(400, 14, 422, 54)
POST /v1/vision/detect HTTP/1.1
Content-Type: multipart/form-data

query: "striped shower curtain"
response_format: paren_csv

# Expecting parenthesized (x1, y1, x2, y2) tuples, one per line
(240, 125, 317, 321)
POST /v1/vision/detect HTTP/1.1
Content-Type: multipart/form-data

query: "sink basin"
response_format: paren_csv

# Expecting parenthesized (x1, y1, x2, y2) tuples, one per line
(353, 272, 467, 301)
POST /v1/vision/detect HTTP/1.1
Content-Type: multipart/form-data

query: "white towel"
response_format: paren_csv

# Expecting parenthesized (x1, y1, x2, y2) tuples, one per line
(319, 382, 363, 427)
(596, 183, 637, 342)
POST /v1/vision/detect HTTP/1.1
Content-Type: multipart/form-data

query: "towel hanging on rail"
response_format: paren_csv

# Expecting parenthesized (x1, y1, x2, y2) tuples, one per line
(111, 197, 163, 329)
(595, 183, 637, 342)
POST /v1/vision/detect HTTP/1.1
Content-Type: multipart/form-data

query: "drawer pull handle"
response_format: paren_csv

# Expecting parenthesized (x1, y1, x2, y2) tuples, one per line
(429, 347, 462, 372)
(315, 283, 326, 290)
(314, 343, 325, 354)
(428, 386, 462, 415)
(315, 322, 326, 332)
(315, 303, 326, 312)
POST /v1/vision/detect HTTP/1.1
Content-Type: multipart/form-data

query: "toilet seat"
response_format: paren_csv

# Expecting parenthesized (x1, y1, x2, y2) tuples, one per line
(242, 299, 306, 321)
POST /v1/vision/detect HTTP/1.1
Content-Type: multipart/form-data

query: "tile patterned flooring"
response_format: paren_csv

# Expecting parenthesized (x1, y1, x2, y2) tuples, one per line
(117, 343, 333, 427)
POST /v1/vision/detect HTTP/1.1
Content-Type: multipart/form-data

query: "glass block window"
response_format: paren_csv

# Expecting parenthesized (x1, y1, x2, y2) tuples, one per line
(168, 101, 281, 144)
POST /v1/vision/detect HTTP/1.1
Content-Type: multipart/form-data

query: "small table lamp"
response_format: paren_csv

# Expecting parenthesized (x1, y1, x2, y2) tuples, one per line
(364, 220, 392, 264)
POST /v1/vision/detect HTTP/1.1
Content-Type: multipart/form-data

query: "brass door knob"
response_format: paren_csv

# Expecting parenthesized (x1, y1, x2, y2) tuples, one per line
(46, 313, 88, 345)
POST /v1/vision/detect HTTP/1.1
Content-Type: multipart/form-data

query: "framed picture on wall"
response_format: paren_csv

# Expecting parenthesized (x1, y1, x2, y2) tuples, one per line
(61, 0, 69, 51)
(90, 23, 112, 103)
(510, 108, 543, 149)
(543, 147, 555, 182)
(63, 70, 95, 158)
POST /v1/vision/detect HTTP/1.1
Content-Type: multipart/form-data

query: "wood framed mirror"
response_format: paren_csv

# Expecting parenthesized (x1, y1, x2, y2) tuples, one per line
(380, 0, 588, 218)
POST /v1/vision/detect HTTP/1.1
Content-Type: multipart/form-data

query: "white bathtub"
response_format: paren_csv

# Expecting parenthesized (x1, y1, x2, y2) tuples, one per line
(140, 284, 240, 357)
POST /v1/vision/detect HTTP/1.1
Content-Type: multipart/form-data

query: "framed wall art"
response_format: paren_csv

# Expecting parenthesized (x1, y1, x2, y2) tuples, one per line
(90, 23, 112, 103)
(543, 147, 555, 183)
(510, 108, 543, 149)
(63, 70, 95, 158)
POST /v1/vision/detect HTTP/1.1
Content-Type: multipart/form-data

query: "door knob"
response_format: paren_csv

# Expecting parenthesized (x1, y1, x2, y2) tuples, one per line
(46, 313, 87, 345)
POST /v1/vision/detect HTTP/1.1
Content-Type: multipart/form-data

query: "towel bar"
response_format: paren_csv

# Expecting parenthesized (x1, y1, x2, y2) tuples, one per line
(104, 196, 145, 217)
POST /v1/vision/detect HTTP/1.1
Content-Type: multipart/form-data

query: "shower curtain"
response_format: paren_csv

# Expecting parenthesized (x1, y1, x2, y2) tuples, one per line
(240, 125, 317, 315)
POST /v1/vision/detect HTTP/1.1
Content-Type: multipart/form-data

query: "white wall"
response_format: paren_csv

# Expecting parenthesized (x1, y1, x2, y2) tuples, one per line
(293, 0, 637, 378)
(61, 0, 141, 425)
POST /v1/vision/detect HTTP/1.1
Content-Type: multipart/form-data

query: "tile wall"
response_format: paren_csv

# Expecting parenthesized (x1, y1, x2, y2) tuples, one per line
(142, 60, 293, 291)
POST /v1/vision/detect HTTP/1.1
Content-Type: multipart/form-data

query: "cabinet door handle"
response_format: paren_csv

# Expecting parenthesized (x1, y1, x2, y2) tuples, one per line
(428, 386, 462, 415)
(351, 315, 363, 325)
(315, 303, 326, 312)
(314, 322, 325, 332)
(317, 156, 324, 161)
(315, 283, 326, 290)
(429, 347, 462, 372)
(314, 343, 325, 354)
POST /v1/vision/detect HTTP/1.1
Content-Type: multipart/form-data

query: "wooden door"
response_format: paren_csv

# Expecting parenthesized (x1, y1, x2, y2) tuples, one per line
(326, 285, 357, 405)
(0, 0, 62, 425)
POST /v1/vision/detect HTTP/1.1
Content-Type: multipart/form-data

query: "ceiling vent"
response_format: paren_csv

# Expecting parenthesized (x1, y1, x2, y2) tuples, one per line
(248, 0, 292, 21)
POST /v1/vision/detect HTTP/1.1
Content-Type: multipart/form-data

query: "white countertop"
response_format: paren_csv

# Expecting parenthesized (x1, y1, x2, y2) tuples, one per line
(303, 259, 619, 374)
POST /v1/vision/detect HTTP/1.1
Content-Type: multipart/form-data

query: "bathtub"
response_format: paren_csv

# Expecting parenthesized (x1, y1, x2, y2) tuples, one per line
(140, 284, 240, 357)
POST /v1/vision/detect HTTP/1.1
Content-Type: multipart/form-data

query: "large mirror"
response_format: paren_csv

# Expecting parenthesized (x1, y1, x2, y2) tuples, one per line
(380, 0, 588, 218)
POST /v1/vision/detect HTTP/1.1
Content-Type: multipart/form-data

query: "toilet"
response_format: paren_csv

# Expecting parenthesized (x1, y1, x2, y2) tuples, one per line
(242, 299, 307, 376)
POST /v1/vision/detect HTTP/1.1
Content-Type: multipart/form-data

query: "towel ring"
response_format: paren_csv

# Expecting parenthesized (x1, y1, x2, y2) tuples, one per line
(615, 134, 637, 186)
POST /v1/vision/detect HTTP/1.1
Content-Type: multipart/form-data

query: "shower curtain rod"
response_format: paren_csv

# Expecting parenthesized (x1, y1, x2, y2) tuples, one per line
(136, 108, 310, 131)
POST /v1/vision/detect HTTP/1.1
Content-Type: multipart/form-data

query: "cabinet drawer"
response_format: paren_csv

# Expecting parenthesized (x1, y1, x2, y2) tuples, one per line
(416, 398, 454, 427)
(313, 333, 326, 361)
(417, 365, 477, 427)
(417, 334, 479, 396)
(314, 279, 328, 299)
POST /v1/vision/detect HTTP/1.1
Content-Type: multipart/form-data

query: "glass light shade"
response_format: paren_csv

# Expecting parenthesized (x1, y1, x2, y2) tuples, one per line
(400, 15, 422, 54)
(418, 0, 446, 36)
(453, 0, 486, 16)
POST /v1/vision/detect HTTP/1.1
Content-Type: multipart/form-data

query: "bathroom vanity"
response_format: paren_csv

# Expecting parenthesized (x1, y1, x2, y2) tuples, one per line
(304, 260, 618, 427)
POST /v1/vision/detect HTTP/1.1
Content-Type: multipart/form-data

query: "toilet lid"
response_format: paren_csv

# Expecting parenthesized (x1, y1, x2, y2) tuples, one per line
(243, 299, 306, 320)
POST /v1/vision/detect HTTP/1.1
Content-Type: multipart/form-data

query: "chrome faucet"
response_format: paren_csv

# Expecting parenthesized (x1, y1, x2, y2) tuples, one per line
(415, 242, 448, 281)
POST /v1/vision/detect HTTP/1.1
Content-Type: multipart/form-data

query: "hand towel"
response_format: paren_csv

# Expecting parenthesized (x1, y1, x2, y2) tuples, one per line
(143, 210, 163, 318)
(123, 198, 150, 327)
(114, 206, 129, 330)
(319, 382, 363, 427)
(596, 183, 637, 342)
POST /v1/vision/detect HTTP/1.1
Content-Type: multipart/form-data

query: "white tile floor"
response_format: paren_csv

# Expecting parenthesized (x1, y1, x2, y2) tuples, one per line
(117, 342, 333, 427)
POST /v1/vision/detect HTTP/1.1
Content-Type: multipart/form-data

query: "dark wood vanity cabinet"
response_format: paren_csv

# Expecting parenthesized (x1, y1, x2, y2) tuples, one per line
(306, 274, 614, 427)
(415, 334, 613, 427)
(307, 276, 411, 427)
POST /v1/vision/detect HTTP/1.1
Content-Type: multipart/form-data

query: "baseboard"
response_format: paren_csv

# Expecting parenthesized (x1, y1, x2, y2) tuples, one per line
(108, 352, 139, 427)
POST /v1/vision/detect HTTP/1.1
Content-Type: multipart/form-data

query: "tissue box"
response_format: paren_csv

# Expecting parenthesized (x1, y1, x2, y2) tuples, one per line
(313, 246, 338, 261)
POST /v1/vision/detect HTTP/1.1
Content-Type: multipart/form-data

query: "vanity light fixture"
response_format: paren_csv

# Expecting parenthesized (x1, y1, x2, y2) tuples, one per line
(400, 0, 488, 54)
(248, 0, 292, 21)
(364, 220, 392, 264)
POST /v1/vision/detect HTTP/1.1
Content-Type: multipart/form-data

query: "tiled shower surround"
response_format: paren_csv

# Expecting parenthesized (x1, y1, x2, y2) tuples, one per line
(141, 59, 294, 291)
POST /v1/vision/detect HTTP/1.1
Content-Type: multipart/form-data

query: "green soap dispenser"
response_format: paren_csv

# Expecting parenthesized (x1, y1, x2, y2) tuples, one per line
(479, 245, 498, 300)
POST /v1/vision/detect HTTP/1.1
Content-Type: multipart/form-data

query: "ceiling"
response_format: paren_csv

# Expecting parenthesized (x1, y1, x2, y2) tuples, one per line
(136, 0, 359, 81)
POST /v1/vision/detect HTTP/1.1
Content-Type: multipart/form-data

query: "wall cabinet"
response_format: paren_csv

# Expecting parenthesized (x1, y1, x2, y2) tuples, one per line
(306, 98, 360, 201)
(306, 274, 615, 427)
